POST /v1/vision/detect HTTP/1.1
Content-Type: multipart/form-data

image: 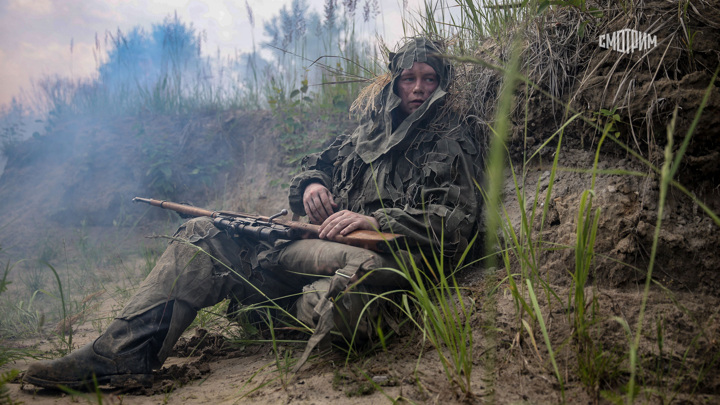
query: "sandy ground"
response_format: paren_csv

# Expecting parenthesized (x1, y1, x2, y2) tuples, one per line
(4, 263, 719, 404)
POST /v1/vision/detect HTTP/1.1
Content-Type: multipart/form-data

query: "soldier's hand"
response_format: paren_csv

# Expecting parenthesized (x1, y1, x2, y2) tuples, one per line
(303, 183, 337, 224)
(319, 210, 380, 241)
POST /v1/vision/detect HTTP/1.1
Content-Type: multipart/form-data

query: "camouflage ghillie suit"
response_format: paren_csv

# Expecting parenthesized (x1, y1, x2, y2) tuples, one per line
(23, 37, 482, 389)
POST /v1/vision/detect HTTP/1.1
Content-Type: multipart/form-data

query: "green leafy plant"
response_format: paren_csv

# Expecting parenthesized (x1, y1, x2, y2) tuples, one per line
(590, 107, 623, 140)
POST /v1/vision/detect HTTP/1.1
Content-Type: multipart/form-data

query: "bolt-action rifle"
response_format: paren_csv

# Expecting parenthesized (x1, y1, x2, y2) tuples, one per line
(132, 197, 404, 253)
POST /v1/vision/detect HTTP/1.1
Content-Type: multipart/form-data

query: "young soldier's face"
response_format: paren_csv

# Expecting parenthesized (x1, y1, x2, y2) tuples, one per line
(397, 62, 439, 116)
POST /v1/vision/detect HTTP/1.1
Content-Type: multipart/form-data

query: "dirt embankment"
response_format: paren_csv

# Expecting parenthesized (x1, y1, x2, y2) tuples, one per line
(500, 0, 720, 295)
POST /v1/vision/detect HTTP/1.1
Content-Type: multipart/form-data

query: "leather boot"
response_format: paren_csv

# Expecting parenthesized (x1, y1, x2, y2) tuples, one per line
(23, 302, 178, 389)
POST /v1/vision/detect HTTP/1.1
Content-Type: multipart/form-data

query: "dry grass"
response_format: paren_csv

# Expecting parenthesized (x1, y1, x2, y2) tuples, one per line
(349, 72, 391, 117)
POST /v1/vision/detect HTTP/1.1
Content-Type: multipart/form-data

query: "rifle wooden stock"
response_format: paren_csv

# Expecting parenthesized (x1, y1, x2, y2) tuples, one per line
(132, 197, 404, 252)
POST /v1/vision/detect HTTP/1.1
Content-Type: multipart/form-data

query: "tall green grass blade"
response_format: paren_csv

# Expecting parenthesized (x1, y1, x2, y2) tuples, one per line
(41, 262, 72, 353)
(526, 279, 564, 398)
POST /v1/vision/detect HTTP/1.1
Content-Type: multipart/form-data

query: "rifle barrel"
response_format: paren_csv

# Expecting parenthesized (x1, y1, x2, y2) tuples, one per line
(132, 197, 218, 218)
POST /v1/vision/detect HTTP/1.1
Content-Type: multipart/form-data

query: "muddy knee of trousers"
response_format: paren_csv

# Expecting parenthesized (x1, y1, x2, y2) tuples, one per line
(119, 217, 251, 319)
(174, 217, 221, 242)
(296, 279, 379, 343)
(296, 279, 328, 326)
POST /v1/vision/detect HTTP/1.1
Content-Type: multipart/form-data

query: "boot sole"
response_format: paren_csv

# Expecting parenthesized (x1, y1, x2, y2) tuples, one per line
(24, 373, 153, 389)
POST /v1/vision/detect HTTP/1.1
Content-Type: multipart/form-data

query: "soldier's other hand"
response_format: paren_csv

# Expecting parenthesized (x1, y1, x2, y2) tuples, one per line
(319, 210, 380, 241)
(303, 183, 337, 224)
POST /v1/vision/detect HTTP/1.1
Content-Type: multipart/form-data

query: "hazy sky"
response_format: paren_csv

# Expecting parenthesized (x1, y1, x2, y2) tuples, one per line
(0, 0, 424, 108)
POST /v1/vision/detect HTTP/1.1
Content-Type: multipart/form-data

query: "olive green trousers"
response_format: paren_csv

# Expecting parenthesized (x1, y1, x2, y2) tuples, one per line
(119, 217, 411, 366)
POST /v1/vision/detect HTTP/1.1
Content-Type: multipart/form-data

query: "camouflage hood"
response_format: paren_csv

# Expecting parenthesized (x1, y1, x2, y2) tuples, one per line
(354, 37, 453, 163)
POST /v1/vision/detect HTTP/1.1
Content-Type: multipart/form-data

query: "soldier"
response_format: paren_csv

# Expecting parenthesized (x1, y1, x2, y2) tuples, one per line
(23, 37, 482, 389)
